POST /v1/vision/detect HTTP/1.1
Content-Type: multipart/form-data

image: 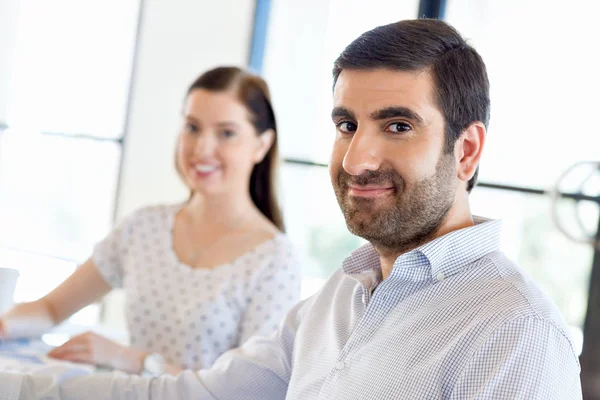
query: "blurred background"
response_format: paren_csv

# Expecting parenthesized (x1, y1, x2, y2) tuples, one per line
(0, 0, 599, 393)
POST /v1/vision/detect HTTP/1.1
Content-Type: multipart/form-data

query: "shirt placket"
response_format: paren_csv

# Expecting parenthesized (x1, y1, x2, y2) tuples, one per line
(316, 278, 407, 399)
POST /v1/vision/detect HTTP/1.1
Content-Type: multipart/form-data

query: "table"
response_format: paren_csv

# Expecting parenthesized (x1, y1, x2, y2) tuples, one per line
(0, 338, 96, 374)
(0, 323, 126, 375)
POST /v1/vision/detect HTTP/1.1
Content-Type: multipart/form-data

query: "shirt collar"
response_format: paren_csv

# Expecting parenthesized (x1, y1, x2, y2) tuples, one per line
(342, 216, 502, 283)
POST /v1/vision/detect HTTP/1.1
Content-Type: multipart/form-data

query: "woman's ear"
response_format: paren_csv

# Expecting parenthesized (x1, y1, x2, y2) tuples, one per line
(254, 129, 275, 163)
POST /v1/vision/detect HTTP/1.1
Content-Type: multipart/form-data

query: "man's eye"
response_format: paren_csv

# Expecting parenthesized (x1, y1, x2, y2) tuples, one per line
(387, 122, 411, 133)
(337, 121, 357, 133)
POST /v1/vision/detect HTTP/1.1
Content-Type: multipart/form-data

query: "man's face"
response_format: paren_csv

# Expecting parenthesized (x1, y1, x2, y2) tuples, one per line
(330, 69, 458, 251)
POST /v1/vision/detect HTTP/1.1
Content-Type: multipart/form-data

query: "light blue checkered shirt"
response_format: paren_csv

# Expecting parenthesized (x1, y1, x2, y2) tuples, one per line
(1, 217, 583, 399)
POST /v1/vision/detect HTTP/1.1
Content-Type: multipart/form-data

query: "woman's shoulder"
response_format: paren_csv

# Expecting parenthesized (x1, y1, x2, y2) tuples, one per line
(111, 203, 182, 237)
(252, 232, 301, 265)
(271, 232, 295, 251)
(118, 203, 182, 225)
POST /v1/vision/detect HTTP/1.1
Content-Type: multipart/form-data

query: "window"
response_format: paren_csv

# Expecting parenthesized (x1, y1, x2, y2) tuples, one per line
(446, 0, 600, 188)
(6, 0, 140, 137)
(0, 0, 141, 324)
(0, 132, 121, 262)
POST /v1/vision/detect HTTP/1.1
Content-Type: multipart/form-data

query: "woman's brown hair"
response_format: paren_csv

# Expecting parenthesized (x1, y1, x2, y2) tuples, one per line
(179, 66, 285, 231)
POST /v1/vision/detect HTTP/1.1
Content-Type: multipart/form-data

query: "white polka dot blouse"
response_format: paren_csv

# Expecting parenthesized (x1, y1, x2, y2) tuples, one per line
(92, 204, 302, 370)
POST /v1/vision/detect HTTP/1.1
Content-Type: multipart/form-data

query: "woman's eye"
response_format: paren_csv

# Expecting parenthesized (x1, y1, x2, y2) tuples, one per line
(185, 123, 199, 133)
(220, 130, 236, 138)
(388, 122, 411, 133)
(337, 121, 357, 134)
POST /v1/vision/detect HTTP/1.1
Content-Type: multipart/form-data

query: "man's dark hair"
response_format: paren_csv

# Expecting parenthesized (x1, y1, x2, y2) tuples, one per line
(332, 19, 490, 192)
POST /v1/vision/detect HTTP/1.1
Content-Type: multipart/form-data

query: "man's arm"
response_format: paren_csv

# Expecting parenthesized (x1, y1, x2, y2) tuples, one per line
(450, 316, 582, 399)
(0, 299, 306, 400)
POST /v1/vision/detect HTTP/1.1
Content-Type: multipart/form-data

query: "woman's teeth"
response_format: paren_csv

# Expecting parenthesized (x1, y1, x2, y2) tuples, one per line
(195, 164, 217, 173)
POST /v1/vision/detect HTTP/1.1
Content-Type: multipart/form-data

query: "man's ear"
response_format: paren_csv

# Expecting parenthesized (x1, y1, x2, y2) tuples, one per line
(455, 122, 486, 184)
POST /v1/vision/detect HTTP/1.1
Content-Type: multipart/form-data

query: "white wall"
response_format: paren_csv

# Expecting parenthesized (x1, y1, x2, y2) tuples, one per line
(116, 0, 256, 220)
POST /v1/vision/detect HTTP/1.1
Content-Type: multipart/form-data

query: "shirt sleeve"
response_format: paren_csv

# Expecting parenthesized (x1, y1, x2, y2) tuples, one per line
(238, 239, 303, 345)
(0, 373, 22, 399)
(450, 316, 583, 399)
(91, 210, 139, 289)
(1, 299, 308, 400)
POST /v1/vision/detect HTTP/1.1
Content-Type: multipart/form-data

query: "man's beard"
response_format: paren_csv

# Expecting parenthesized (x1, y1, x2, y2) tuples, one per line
(333, 154, 456, 253)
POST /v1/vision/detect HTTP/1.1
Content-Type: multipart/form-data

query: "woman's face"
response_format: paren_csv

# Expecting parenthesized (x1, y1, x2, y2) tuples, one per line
(176, 89, 273, 197)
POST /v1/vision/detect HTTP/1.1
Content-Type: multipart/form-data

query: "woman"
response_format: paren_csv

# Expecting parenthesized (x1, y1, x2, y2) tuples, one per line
(0, 66, 302, 376)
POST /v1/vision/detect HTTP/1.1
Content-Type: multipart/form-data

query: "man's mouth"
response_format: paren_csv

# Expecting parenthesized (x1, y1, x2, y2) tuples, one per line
(347, 184, 394, 198)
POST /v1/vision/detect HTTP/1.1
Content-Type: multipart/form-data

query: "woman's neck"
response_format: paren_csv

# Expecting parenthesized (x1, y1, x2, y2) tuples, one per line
(184, 191, 260, 229)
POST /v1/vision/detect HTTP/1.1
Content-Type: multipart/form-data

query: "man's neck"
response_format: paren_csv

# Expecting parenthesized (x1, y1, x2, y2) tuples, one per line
(378, 206, 475, 280)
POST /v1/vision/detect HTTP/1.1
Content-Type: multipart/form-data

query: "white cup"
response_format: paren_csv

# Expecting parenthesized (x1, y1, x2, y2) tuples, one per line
(0, 267, 19, 314)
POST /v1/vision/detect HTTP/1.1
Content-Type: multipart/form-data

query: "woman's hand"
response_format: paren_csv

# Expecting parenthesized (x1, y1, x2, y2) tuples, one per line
(47, 331, 147, 373)
(0, 318, 7, 339)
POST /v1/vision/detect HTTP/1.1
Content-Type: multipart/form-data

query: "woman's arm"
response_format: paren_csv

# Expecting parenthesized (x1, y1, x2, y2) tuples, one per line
(0, 259, 112, 339)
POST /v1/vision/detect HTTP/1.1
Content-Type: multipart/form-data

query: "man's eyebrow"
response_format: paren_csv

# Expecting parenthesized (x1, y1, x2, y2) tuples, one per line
(370, 106, 424, 124)
(331, 107, 356, 120)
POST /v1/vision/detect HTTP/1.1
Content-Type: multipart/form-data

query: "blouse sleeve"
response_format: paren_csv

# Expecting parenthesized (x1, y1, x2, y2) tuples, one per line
(238, 238, 303, 345)
(91, 209, 140, 288)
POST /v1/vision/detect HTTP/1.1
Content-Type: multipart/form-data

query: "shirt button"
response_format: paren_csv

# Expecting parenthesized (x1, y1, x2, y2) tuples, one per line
(335, 361, 346, 371)
(436, 272, 445, 282)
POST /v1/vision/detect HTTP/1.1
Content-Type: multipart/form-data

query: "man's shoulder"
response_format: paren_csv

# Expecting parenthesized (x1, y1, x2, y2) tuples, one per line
(466, 250, 572, 340)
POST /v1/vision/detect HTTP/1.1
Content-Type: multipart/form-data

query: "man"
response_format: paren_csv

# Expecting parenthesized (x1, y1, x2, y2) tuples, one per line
(0, 19, 582, 399)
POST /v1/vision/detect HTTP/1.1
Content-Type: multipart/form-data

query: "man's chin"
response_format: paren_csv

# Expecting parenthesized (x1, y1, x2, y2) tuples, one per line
(344, 194, 395, 212)
(343, 213, 380, 236)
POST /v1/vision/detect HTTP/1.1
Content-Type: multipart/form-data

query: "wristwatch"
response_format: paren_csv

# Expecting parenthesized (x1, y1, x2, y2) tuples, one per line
(142, 353, 165, 377)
